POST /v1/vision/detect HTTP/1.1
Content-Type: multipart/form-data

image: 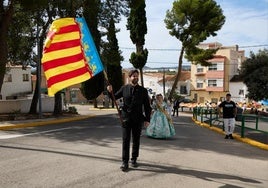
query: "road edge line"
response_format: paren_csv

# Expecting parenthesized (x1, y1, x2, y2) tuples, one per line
(192, 117, 268, 151)
(0, 115, 95, 130)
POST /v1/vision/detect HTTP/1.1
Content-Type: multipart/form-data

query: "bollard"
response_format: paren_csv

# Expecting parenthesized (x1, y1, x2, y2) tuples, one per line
(201, 108, 203, 123)
(256, 115, 259, 130)
(241, 115, 245, 138)
(209, 109, 212, 126)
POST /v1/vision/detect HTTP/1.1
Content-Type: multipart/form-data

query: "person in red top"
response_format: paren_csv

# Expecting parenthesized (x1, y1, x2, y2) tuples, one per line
(218, 94, 237, 139)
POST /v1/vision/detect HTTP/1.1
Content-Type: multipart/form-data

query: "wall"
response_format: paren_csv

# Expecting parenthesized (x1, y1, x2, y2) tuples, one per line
(0, 97, 55, 113)
(229, 82, 248, 103)
(1, 66, 32, 99)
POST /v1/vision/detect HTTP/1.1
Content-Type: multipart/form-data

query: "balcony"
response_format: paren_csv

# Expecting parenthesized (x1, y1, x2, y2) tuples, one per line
(195, 72, 206, 76)
(195, 68, 206, 76)
(206, 87, 224, 92)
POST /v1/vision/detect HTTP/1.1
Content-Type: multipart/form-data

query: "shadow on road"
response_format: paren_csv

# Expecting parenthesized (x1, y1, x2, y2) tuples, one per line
(131, 162, 261, 188)
(0, 143, 262, 188)
(2, 113, 267, 161)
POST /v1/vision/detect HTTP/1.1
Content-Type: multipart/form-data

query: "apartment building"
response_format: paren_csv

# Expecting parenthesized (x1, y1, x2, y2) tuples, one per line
(190, 42, 246, 104)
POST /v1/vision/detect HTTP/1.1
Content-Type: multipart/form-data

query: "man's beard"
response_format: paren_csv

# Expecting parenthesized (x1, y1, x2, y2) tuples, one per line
(131, 78, 138, 85)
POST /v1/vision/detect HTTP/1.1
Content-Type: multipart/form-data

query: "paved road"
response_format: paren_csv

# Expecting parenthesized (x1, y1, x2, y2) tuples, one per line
(0, 107, 267, 188)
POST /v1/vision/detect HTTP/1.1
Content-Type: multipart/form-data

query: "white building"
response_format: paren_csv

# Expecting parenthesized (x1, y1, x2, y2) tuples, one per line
(229, 75, 248, 103)
(142, 71, 191, 98)
(1, 66, 32, 100)
(143, 72, 164, 96)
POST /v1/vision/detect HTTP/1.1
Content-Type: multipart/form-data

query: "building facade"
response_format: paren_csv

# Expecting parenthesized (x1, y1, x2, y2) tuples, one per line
(1, 66, 32, 100)
(190, 42, 246, 104)
(136, 71, 191, 98)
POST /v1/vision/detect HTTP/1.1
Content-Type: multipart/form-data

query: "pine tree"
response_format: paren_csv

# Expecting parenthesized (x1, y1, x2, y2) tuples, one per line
(102, 17, 123, 107)
(164, 0, 225, 98)
(240, 49, 268, 101)
(81, 0, 104, 108)
(127, 0, 148, 86)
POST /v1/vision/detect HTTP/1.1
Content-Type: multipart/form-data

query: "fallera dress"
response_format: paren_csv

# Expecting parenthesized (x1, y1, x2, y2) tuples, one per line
(146, 102, 176, 138)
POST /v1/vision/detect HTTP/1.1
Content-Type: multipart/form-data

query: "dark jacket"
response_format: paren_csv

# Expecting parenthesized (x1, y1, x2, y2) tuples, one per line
(114, 84, 151, 122)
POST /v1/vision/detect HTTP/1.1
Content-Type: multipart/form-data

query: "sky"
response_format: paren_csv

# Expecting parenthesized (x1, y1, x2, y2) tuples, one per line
(115, 0, 268, 68)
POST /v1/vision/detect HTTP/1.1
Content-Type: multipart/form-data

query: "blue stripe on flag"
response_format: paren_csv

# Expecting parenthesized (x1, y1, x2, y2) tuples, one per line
(76, 17, 104, 76)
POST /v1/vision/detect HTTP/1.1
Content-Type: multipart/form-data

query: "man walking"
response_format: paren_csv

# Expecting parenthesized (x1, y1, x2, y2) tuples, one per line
(172, 99, 179, 116)
(107, 69, 151, 171)
(218, 94, 237, 139)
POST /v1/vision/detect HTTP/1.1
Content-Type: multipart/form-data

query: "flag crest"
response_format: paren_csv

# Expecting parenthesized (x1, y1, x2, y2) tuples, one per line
(42, 17, 103, 96)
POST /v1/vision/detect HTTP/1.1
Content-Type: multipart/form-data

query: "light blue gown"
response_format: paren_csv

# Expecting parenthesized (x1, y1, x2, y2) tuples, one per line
(146, 102, 176, 138)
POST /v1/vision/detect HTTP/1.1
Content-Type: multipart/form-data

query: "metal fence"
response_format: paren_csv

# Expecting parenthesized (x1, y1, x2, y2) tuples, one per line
(192, 107, 268, 138)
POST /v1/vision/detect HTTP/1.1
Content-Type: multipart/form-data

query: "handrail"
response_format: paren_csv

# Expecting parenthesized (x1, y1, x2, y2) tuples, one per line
(192, 107, 268, 138)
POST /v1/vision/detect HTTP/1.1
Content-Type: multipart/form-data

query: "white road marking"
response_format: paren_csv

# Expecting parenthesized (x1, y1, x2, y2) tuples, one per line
(0, 127, 73, 140)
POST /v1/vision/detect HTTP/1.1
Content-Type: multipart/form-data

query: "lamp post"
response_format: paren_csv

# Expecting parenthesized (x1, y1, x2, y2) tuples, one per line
(36, 19, 42, 118)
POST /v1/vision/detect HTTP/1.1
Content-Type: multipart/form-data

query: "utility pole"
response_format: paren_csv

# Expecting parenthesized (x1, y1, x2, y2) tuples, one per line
(37, 19, 42, 118)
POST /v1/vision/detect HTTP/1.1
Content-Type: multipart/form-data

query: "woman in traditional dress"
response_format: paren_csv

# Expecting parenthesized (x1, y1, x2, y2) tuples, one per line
(146, 94, 176, 138)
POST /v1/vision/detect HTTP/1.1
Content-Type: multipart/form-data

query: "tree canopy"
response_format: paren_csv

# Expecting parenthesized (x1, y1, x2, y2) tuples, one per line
(240, 49, 268, 101)
(101, 17, 123, 93)
(127, 0, 148, 86)
(81, 0, 127, 105)
(1, 0, 126, 112)
(164, 0, 225, 98)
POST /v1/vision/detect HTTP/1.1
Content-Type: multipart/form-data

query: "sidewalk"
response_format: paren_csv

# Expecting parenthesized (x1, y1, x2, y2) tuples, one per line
(0, 105, 267, 150)
(0, 104, 117, 130)
(193, 116, 268, 151)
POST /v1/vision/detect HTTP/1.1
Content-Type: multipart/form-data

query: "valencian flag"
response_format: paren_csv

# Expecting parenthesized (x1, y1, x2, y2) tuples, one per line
(42, 17, 104, 96)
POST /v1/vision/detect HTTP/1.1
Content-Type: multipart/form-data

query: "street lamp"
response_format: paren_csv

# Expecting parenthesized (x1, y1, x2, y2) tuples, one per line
(36, 18, 42, 118)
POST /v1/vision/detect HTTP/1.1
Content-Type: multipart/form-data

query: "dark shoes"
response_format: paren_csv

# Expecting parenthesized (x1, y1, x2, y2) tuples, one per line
(224, 134, 234, 139)
(120, 163, 129, 171)
(120, 159, 138, 171)
(131, 159, 138, 168)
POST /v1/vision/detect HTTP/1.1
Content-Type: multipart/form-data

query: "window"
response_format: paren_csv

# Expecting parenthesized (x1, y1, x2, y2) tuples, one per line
(208, 80, 217, 87)
(197, 68, 204, 73)
(197, 83, 203, 88)
(4, 74, 12, 82)
(180, 85, 187, 94)
(208, 64, 217, 71)
(211, 98, 218, 103)
(239, 89, 244, 96)
(23, 74, 29, 81)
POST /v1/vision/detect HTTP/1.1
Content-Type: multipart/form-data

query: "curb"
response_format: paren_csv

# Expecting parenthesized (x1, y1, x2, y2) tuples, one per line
(192, 117, 268, 151)
(0, 115, 95, 130)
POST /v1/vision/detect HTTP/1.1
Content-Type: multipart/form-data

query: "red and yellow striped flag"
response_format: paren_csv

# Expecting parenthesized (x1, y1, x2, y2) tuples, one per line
(42, 18, 102, 96)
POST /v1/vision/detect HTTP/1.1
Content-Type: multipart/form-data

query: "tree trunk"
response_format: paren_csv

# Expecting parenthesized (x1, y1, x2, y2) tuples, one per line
(0, 2, 14, 94)
(53, 92, 62, 115)
(29, 14, 49, 114)
(136, 45, 144, 87)
(29, 76, 39, 114)
(168, 46, 185, 99)
(93, 98, 98, 108)
(139, 67, 144, 87)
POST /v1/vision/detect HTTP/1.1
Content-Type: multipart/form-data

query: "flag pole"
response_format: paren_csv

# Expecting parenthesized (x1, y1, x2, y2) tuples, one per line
(103, 71, 124, 126)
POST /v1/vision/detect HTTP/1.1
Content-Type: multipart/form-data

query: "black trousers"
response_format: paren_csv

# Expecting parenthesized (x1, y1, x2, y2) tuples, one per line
(122, 120, 142, 163)
(173, 107, 179, 116)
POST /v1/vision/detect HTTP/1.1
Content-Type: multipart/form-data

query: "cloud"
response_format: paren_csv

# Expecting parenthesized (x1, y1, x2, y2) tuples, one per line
(207, 0, 268, 57)
(116, 0, 268, 68)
